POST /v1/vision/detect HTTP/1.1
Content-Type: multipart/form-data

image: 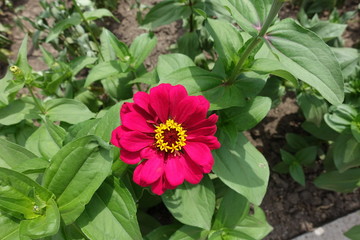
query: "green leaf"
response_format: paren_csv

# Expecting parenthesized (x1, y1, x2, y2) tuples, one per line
(285, 133, 310, 151)
(250, 58, 298, 87)
(344, 225, 360, 240)
(65, 101, 123, 143)
(234, 205, 273, 240)
(177, 32, 201, 60)
(280, 149, 296, 164)
(169, 225, 209, 240)
(333, 133, 360, 173)
(217, 0, 273, 36)
(46, 14, 82, 42)
(69, 56, 97, 76)
(100, 28, 130, 62)
(42, 135, 112, 225)
(85, 60, 127, 87)
(44, 98, 95, 124)
(213, 132, 269, 205)
(162, 175, 215, 230)
(297, 92, 328, 126)
(15, 35, 32, 75)
(309, 22, 346, 42)
(205, 84, 246, 110)
(206, 18, 243, 67)
(0, 167, 53, 220)
(137, 211, 161, 236)
(331, 47, 359, 79)
(267, 19, 344, 105)
(101, 74, 133, 100)
(19, 198, 60, 239)
(0, 211, 20, 240)
(273, 162, 289, 174)
(43, 117, 67, 147)
(302, 120, 338, 141)
(314, 169, 360, 193)
(144, 224, 181, 240)
(221, 96, 271, 131)
(13, 157, 49, 174)
(0, 138, 38, 170)
(213, 189, 249, 230)
(159, 66, 223, 95)
(351, 116, 360, 142)
(84, 8, 119, 23)
(129, 33, 157, 69)
(25, 124, 63, 159)
(141, 0, 191, 29)
(289, 162, 305, 186)
(295, 146, 318, 166)
(157, 54, 195, 82)
(208, 229, 255, 240)
(0, 98, 38, 125)
(76, 177, 141, 240)
(324, 104, 357, 133)
(0, 71, 23, 107)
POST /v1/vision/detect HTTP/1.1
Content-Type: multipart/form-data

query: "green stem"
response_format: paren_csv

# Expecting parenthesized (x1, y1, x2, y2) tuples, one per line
(27, 85, 46, 114)
(71, 0, 104, 60)
(188, 0, 194, 32)
(228, 0, 284, 83)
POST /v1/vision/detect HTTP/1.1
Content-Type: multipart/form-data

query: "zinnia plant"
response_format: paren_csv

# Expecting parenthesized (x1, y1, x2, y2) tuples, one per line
(111, 83, 220, 194)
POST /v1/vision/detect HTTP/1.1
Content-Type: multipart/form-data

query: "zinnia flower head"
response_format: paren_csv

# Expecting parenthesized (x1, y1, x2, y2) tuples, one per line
(111, 84, 220, 195)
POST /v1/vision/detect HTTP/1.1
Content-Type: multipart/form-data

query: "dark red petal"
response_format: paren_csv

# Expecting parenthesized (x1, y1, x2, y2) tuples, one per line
(183, 96, 210, 127)
(187, 135, 221, 150)
(184, 142, 214, 173)
(165, 155, 185, 186)
(119, 131, 153, 152)
(122, 111, 154, 133)
(149, 84, 171, 122)
(133, 156, 164, 185)
(151, 177, 165, 195)
(120, 149, 141, 164)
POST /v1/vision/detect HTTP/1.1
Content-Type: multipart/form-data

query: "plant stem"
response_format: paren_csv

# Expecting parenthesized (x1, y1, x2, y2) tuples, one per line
(228, 0, 284, 83)
(27, 85, 46, 115)
(188, 0, 194, 32)
(71, 0, 104, 60)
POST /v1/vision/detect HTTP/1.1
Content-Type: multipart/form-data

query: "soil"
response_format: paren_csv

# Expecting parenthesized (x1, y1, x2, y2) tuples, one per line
(1, 0, 359, 239)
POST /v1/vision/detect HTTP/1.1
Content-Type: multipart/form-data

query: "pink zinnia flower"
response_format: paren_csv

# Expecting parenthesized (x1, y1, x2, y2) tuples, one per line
(111, 84, 220, 195)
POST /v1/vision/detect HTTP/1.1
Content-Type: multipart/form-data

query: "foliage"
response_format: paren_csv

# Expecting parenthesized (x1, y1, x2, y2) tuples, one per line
(0, 0, 357, 239)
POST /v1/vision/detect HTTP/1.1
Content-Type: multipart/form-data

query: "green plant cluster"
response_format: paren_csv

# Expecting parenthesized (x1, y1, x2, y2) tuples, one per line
(0, 0, 358, 239)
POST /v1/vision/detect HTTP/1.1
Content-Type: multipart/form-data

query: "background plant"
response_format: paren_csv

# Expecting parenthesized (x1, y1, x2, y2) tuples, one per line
(0, 0, 357, 239)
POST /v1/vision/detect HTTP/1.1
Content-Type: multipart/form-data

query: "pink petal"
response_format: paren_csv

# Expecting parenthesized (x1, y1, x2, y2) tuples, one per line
(133, 91, 151, 113)
(183, 96, 210, 127)
(133, 156, 164, 186)
(110, 126, 122, 148)
(120, 149, 141, 164)
(184, 142, 214, 173)
(165, 155, 185, 186)
(151, 177, 165, 195)
(171, 96, 197, 124)
(188, 136, 221, 150)
(149, 84, 171, 122)
(122, 111, 154, 133)
(120, 102, 134, 123)
(187, 125, 217, 137)
(169, 85, 188, 117)
(183, 155, 204, 184)
(187, 114, 218, 130)
(119, 131, 153, 152)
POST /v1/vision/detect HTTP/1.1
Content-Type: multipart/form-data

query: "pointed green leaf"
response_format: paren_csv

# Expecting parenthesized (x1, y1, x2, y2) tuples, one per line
(289, 162, 305, 186)
(15, 35, 32, 75)
(43, 136, 112, 225)
(314, 169, 360, 193)
(267, 19, 344, 105)
(333, 133, 360, 173)
(162, 175, 215, 230)
(76, 177, 141, 240)
(25, 126, 61, 159)
(0, 211, 20, 240)
(213, 132, 269, 205)
(85, 60, 127, 87)
(157, 54, 195, 82)
(169, 225, 209, 240)
(0, 98, 38, 126)
(46, 14, 81, 42)
(129, 33, 157, 69)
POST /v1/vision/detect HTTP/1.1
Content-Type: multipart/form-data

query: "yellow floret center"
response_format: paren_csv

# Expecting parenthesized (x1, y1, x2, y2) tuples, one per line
(154, 119, 187, 153)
